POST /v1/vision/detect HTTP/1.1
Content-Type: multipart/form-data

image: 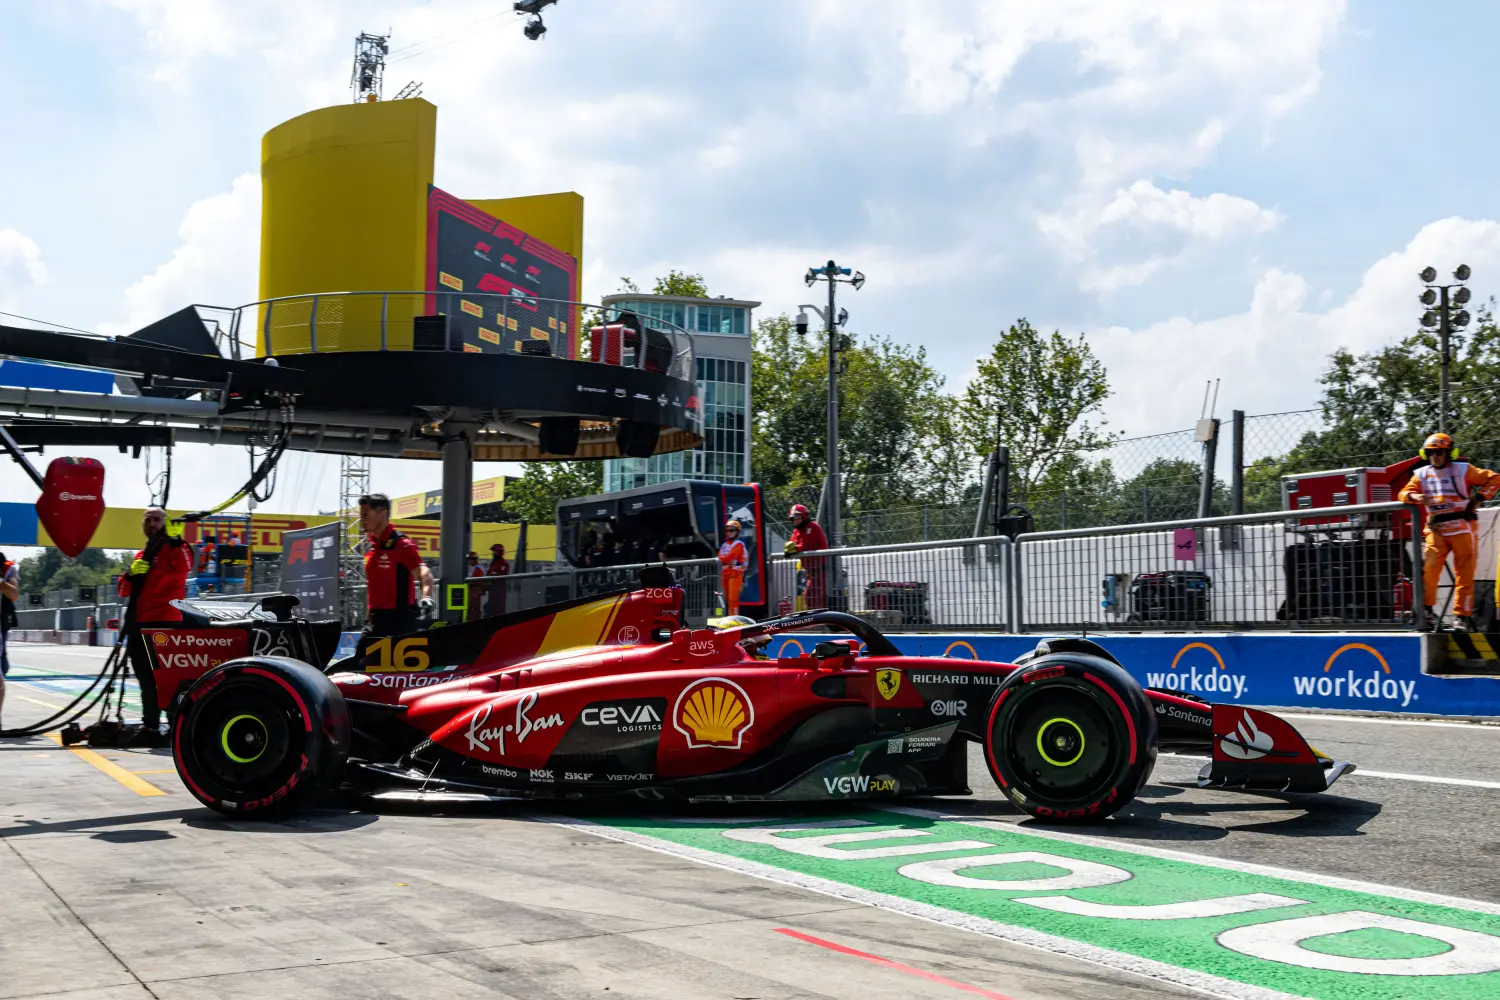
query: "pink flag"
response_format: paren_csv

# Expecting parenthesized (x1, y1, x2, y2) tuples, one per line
(1173, 527, 1197, 561)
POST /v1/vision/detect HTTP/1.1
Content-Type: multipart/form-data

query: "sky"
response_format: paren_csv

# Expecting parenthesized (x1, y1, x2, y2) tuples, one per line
(4, 0, 1500, 521)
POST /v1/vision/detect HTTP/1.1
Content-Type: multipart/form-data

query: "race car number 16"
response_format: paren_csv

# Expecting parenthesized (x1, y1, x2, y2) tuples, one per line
(365, 636, 431, 672)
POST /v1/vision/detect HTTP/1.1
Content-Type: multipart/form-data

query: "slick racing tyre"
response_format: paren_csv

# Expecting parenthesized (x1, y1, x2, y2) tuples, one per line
(173, 657, 350, 820)
(984, 654, 1156, 823)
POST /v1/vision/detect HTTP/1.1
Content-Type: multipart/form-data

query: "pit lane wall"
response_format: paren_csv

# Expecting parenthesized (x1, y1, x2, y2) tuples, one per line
(769, 631, 1500, 718)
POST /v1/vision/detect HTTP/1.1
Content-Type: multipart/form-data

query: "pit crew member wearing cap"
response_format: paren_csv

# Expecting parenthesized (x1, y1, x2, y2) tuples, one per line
(116, 507, 192, 744)
(785, 504, 829, 609)
(485, 543, 510, 616)
(719, 520, 748, 616)
(359, 493, 435, 643)
(1396, 433, 1500, 631)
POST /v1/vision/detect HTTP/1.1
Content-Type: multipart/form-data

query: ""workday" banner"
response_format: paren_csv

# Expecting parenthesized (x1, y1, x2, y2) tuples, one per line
(769, 632, 1499, 718)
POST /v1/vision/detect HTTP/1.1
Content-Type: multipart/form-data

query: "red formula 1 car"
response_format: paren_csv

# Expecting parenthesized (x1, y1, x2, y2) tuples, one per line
(163, 589, 1356, 822)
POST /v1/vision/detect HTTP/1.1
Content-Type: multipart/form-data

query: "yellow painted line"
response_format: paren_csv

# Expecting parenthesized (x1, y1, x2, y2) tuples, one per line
(45, 732, 167, 797)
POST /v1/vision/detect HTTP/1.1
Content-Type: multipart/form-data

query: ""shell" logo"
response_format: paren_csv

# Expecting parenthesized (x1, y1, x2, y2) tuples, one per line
(673, 677, 754, 749)
(152, 632, 169, 645)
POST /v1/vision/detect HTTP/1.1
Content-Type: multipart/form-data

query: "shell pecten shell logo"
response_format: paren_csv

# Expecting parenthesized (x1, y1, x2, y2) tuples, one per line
(152, 632, 169, 645)
(673, 677, 754, 749)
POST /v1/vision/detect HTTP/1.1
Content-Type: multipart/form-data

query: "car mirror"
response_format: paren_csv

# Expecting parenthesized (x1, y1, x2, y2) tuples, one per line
(812, 640, 857, 661)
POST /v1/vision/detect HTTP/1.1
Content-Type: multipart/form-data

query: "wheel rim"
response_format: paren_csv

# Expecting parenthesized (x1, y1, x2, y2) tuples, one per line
(186, 682, 297, 792)
(220, 714, 270, 764)
(998, 680, 1123, 805)
(1036, 717, 1087, 767)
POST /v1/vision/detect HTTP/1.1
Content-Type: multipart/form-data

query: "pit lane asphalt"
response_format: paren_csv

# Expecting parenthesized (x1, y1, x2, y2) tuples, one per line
(3, 644, 1498, 1000)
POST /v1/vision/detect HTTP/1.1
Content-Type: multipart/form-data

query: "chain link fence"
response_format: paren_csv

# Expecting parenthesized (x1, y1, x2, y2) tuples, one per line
(758, 383, 1500, 548)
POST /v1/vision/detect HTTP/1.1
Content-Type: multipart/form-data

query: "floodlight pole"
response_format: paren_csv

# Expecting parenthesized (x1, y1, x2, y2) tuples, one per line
(802, 261, 863, 551)
(1420, 265, 1472, 436)
(1439, 285, 1450, 434)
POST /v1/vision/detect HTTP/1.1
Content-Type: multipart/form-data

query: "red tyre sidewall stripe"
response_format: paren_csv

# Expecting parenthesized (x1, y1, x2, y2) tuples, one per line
(984, 688, 1011, 788)
(246, 666, 313, 733)
(173, 713, 216, 806)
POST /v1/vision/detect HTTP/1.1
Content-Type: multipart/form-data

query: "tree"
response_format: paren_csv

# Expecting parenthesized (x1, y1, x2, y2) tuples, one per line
(652, 270, 708, 298)
(750, 313, 962, 529)
(956, 319, 1116, 499)
(17, 548, 133, 595)
(504, 461, 604, 524)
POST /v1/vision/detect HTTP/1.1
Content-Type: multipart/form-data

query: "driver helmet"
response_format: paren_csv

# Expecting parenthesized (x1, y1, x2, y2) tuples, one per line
(706, 615, 755, 630)
(1421, 432, 1455, 459)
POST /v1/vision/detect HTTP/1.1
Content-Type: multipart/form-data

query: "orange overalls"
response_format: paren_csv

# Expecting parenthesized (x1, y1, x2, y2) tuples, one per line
(719, 538, 748, 616)
(1397, 461, 1500, 617)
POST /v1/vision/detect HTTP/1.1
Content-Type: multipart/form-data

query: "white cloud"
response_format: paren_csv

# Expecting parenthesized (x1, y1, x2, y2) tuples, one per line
(0, 227, 48, 309)
(97, 173, 260, 337)
(1097, 182, 1280, 241)
(1041, 179, 1282, 292)
(1086, 217, 1500, 438)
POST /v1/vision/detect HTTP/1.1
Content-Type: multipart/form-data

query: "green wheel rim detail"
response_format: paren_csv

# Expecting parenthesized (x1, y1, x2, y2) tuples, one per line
(1036, 717, 1086, 767)
(221, 714, 269, 764)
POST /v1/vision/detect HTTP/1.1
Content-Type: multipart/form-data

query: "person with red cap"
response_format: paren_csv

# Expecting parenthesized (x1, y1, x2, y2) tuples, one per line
(786, 503, 829, 608)
(718, 520, 748, 616)
(486, 542, 511, 616)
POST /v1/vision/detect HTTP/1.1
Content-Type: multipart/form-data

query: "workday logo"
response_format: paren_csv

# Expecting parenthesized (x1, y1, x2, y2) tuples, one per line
(1291, 643, 1417, 708)
(1144, 642, 1248, 701)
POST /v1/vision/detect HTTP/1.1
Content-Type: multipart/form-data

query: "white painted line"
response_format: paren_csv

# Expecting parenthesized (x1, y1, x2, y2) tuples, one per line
(879, 805, 1500, 917)
(1346, 769, 1500, 790)
(548, 816, 1303, 1000)
(1154, 753, 1500, 790)
(1275, 712, 1500, 731)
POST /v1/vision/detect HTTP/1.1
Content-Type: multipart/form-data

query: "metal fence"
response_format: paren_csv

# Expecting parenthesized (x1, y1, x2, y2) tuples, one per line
(1014, 502, 1419, 631)
(767, 537, 1015, 631)
(760, 502, 1424, 633)
(214, 291, 696, 384)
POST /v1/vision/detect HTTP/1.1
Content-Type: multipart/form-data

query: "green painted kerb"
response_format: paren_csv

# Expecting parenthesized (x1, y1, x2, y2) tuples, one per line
(603, 810, 1500, 1000)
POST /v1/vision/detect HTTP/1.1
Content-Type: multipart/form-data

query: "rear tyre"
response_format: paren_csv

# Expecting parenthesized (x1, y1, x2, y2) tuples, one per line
(173, 657, 350, 820)
(983, 654, 1156, 823)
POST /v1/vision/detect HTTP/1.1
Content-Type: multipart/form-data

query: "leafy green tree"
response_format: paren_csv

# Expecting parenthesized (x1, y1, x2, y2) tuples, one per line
(957, 319, 1116, 498)
(17, 548, 133, 594)
(504, 462, 604, 524)
(1114, 458, 1227, 522)
(652, 270, 708, 298)
(751, 314, 961, 529)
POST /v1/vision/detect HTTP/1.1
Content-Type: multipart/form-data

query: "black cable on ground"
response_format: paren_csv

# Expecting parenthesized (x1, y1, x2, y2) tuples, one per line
(0, 641, 126, 738)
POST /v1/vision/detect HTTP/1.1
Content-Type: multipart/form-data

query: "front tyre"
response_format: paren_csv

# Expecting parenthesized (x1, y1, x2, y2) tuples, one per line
(173, 657, 350, 820)
(984, 654, 1156, 823)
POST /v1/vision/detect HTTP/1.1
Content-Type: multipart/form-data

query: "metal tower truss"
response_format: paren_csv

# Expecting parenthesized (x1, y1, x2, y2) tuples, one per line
(338, 453, 371, 626)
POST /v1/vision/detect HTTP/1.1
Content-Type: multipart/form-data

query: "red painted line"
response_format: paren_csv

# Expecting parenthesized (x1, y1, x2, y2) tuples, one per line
(774, 927, 1017, 1000)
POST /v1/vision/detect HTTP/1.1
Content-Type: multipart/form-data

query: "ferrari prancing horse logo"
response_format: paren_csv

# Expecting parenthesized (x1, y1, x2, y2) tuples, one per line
(876, 668, 901, 701)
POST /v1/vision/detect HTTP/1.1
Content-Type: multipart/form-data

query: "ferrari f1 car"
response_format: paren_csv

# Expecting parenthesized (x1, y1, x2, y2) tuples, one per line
(159, 588, 1356, 822)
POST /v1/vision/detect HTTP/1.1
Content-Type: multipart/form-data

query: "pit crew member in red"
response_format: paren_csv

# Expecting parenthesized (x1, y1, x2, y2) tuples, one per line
(485, 542, 510, 616)
(359, 493, 435, 641)
(786, 504, 830, 609)
(115, 507, 192, 744)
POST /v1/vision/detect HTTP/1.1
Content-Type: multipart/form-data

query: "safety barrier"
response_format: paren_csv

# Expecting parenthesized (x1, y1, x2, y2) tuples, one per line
(769, 502, 1426, 633)
(767, 537, 1015, 630)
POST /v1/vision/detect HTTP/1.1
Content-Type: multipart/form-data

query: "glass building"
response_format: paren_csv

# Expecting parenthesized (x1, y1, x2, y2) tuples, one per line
(601, 293, 758, 491)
